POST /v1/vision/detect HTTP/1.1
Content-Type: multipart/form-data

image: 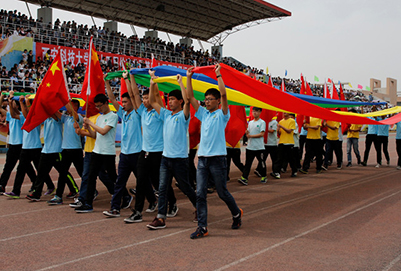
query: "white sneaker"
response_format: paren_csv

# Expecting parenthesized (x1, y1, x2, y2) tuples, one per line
(396, 166, 401, 170)
(375, 164, 380, 168)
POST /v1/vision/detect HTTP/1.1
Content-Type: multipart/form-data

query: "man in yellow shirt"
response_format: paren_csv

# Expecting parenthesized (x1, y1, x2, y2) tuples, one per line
(271, 112, 297, 178)
(300, 117, 323, 174)
(322, 120, 342, 170)
(346, 123, 362, 167)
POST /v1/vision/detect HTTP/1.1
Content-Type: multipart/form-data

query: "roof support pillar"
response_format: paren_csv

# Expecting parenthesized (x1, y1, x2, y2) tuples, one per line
(104, 21, 118, 32)
(212, 45, 223, 60)
(37, 6, 52, 25)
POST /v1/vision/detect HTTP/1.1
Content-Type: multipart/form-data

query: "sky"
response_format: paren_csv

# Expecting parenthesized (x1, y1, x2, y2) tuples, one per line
(3, 0, 401, 91)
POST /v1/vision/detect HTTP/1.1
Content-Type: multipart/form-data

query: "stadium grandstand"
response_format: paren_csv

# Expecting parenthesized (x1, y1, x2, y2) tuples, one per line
(0, 2, 385, 111)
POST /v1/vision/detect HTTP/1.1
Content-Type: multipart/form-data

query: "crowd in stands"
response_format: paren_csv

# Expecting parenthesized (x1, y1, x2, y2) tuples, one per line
(0, 8, 386, 109)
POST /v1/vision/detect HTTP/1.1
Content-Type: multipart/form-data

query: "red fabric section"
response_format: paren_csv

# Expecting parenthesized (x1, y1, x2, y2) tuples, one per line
(189, 104, 201, 149)
(192, 64, 384, 125)
(22, 53, 69, 132)
(79, 38, 105, 117)
(225, 105, 247, 147)
(119, 78, 128, 100)
(300, 75, 306, 95)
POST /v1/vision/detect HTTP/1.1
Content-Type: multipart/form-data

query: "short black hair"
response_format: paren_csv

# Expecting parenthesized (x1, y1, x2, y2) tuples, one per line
(169, 89, 182, 100)
(204, 88, 220, 99)
(94, 93, 108, 104)
(289, 113, 295, 117)
(71, 99, 80, 108)
(142, 90, 149, 96)
(252, 107, 262, 112)
(121, 92, 130, 99)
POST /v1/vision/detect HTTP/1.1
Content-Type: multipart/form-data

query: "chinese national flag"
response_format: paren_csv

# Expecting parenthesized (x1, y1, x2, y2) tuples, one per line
(80, 37, 105, 117)
(225, 105, 247, 147)
(22, 52, 69, 132)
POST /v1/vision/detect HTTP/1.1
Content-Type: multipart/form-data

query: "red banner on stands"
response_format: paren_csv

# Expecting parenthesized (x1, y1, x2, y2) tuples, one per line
(35, 43, 192, 70)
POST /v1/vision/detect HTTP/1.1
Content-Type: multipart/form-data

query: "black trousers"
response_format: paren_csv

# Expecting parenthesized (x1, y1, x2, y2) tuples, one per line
(56, 149, 83, 198)
(0, 144, 36, 187)
(227, 148, 244, 179)
(302, 139, 323, 171)
(324, 140, 342, 167)
(85, 153, 117, 207)
(256, 145, 278, 173)
(283, 146, 300, 171)
(363, 134, 379, 164)
(12, 148, 53, 196)
(274, 144, 297, 175)
(377, 136, 390, 164)
(242, 149, 266, 179)
(32, 152, 78, 198)
(134, 151, 176, 213)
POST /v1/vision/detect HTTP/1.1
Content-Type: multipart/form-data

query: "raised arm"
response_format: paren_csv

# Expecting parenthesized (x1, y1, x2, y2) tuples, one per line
(148, 70, 164, 108)
(215, 64, 228, 115)
(105, 74, 120, 111)
(129, 69, 142, 109)
(122, 71, 137, 109)
(19, 95, 29, 118)
(149, 71, 162, 114)
(177, 74, 190, 119)
(186, 67, 199, 111)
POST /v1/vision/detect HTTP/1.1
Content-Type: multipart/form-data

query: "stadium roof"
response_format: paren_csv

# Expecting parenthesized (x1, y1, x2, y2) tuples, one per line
(22, 0, 291, 43)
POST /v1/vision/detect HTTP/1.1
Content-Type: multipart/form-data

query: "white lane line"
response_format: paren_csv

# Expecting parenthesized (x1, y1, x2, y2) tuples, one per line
(214, 189, 401, 271)
(2, 170, 395, 244)
(383, 253, 401, 271)
(31, 173, 399, 270)
(0, 219, 107, 242)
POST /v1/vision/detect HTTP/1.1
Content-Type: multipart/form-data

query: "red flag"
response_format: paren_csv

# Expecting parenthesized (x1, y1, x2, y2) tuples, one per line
(331, 82, 340, 100)
(22, 52, 69, 132)
(225, 105, 247, 147)
(267, 75, 273, 87)
(305, 80, 313, 96)
(79, 37, 105, 117)
(189, 104, 201, 149)
(276, 79, 286, 122)
(328, 78, 332, 83)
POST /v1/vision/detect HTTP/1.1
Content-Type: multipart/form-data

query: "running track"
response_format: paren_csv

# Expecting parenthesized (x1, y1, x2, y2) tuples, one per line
(1, 134, 401, 271)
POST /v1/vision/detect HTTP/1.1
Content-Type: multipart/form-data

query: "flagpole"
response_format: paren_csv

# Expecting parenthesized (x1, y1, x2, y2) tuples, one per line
(85, 36, 93, 118)
(59, 47, 78, 124)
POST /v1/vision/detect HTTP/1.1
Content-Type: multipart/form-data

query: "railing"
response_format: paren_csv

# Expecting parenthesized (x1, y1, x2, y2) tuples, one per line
(0, 19, 191, 65)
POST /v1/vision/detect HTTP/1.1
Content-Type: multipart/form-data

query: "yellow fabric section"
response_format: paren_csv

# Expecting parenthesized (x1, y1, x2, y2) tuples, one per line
(278, 118, 296, 144)
(83, 113, 100, 152)
(154, 76, 283, 111)
(335, 107, 401, 117)
(326, 121, 340, 141)
(307, 117, 322, 139)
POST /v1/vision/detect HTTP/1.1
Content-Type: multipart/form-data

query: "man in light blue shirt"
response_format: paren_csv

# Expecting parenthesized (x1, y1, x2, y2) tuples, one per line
(48, 99, 83, 205)
(0, 92, 36, 194)
(4, 95, 52, 198)
(146, 74, 197, 230)
(124, 70, 176, 223)
(187, 64, 242, 239)
(27, 108, 79, 201)
(103, 73, 142, 217)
